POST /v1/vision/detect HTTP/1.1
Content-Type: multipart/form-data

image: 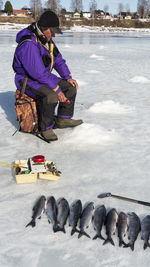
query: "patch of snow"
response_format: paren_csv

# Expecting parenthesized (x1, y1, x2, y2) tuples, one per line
(88, 101, 135, 114)
(129, 76, 150, 84)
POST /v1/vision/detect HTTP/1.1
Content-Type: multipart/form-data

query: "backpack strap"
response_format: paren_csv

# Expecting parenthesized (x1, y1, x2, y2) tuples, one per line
(17, 35, 32, 48)
(12, 35, 32, 72)
(20, 76, 28, 96)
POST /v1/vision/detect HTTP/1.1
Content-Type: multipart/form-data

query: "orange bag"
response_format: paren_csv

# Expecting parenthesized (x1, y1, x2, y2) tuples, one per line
(15, 90, 39, 133)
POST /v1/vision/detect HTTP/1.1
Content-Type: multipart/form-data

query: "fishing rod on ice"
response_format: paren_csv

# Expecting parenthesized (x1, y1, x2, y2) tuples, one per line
(0, 161, 28, 169)
(97, 192, 150, 207)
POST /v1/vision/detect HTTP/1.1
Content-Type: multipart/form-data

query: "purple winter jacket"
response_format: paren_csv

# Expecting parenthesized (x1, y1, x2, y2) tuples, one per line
(13, 26, 72, 98)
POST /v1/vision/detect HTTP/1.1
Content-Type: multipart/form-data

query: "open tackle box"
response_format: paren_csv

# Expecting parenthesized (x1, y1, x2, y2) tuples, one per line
(14, 155, 61, 184)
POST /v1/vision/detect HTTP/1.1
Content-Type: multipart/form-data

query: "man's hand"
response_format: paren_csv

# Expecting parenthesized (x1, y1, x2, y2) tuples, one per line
(67, 78, 78, 89)
(57, 91, 67, 102)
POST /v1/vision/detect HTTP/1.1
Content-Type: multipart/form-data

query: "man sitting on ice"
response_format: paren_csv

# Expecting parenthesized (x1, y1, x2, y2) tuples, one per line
(13, 10, 83, 142)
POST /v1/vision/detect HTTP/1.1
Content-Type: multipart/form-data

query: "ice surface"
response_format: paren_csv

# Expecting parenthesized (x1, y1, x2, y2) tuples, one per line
(0, 26, 150, 266)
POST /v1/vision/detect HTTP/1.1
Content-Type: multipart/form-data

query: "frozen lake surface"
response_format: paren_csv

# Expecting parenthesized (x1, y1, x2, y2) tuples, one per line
(0, 29, 150, 266)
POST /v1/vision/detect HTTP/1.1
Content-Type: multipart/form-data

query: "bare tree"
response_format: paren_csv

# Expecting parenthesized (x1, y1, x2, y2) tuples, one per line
(70, 0, 83, 12)
(147, 0, 150, 15)
(103, 4, 109, 15)
(0, 0, 3, 10)
(118, 3, 123, 15)
(30, 0, 43, 19)
(90, 0, 97, 26)
(46, 0, 60, 13)
(126, 3, 130, 15)
(137, 0, 148, 17)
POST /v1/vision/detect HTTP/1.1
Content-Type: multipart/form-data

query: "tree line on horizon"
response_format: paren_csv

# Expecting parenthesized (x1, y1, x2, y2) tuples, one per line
(1, 0, 150, 19)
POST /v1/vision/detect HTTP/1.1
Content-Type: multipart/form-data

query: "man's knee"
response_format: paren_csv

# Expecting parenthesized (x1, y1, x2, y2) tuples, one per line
(68, 85, 77, 98)
(65, 83, 77, 99)
(38, 85, 58, 103)
(59, 80, 77, 98)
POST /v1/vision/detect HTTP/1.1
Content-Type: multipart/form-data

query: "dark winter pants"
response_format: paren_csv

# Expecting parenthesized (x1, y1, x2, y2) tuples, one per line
(27, 80, 77, 131)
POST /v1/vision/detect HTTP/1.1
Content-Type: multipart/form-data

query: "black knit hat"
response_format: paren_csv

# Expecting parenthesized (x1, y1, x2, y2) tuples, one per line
(38, 10, 62, 34)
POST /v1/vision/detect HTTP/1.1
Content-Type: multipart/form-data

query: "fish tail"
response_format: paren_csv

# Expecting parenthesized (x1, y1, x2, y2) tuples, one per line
(26, 220, 35, 228)
(53, 224, 66, 234)
(119, 239, 127, 247)
(103, 237, 115, 246)
(123, 243, 134, 251)
(143, 242, 150, 250)
(130, 243, 134, 251)
(93, 234, 105, 240)
(78, 231, 91, 239)
(59, 227, 66, 234)
(71, 228, 80, 236)
(53, 223, 59, 233)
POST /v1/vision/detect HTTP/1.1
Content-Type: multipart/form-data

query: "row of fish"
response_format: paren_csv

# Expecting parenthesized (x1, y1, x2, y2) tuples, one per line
(26, 195, 150, 251)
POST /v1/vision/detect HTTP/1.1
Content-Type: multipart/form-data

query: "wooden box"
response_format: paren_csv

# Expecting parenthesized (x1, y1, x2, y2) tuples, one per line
(15, 160, 37, 184)
(38, 161, 60, 181)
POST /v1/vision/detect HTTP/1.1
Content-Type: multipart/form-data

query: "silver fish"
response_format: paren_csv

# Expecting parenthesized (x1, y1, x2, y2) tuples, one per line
(69, 199, 82, 236)
(118, 212, 129, 247)
(46, 196, 58, 232)
(124, 212, 141, 251)
(103, 208, 118, 246)
(93, 205, 106, 240)
(141, 215, 150, 250)
(78, 202, 94, 239)
(26, 195, 46, 228)
(57, 197, 70, 233)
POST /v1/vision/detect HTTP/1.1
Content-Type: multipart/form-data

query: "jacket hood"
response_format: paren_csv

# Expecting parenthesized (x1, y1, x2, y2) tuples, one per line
(16, 27, 32, 43)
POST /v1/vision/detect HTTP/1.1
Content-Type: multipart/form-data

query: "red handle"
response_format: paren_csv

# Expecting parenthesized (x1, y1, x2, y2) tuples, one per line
(33, 155, 45, 163)
(65, 99, 71, 104)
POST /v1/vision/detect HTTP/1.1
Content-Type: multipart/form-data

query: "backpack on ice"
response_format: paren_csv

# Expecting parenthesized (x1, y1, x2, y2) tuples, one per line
(15, 89, 39, 133)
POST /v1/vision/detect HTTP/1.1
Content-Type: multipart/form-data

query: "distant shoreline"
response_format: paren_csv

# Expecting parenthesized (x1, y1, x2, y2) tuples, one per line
(0, 22, 150, 34)
(1, 15, 150, 30)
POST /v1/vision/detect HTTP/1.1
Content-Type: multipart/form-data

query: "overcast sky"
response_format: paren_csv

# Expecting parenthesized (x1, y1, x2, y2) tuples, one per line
(9, 0, 138, 15)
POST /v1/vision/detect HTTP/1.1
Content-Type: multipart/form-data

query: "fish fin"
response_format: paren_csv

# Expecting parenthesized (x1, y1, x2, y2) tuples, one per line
(78, 231, 91, 239)
(93, 234, 105, 240)
(26, 220, 35, 228)
(123, 243, 129, 248)
(103, 238, 115, 246)
(71, 228, 80, 236)
(119, 240, 127, 247)
(93, 234, 98, 240)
